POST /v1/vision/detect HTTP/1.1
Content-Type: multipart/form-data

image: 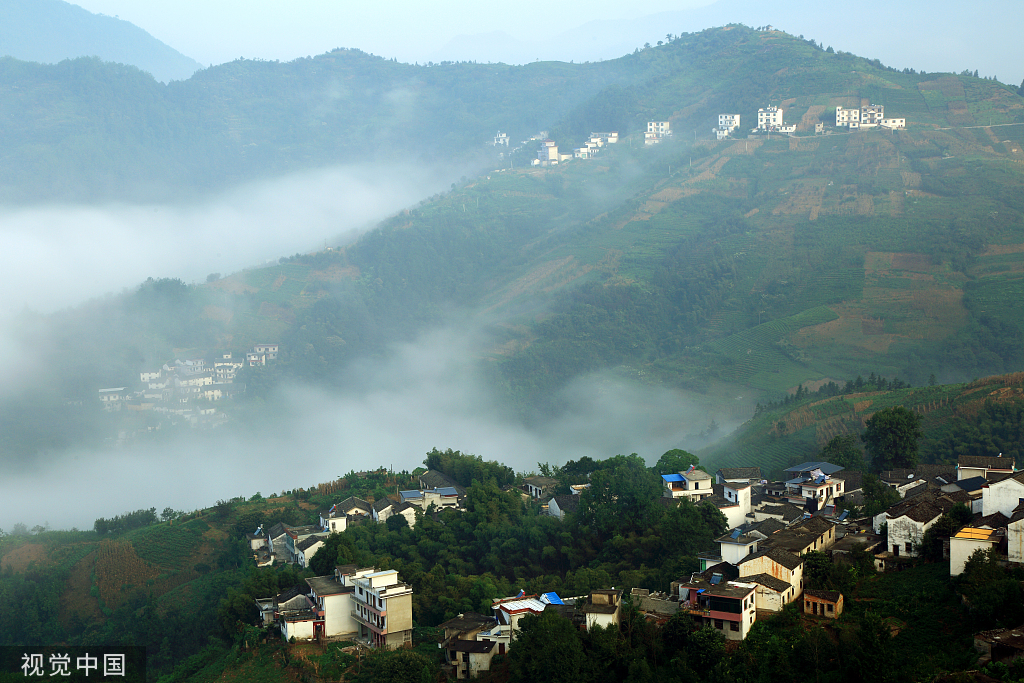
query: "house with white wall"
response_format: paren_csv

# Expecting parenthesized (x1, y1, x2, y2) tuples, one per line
(982, 472, 1024, 517)
(305, 573, 358, 639)
(348, 567, 414, 649)
(662, 468, 714, 501)
(950, 527, 1003, 576)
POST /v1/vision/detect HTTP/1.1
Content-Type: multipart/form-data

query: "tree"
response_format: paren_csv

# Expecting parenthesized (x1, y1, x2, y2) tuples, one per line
(862, 406, 923, 471)
(818, 435, 865, 471)
(508, 611, 587, 683)
(653, 448, 700, 474)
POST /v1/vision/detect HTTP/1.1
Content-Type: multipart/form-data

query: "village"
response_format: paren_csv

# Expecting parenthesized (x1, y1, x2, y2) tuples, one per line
(95, 343, 279, 431)
(493, 100, 908, 170)
(244, 451, 1020, 678)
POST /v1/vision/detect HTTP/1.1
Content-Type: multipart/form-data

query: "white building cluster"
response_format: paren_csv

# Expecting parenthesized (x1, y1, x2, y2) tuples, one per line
(835, 103, 906, 129)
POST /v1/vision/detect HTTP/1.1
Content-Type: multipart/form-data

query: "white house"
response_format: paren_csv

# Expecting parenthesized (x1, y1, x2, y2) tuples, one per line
(306, 573, 358, 639)
(960, 455, 1015, 482)
(296, 536, 325, 569)
(950, 527, 1003, 576)
(718, 482, 753, 529)
(743, 573, 796, 612)
(887, 501, 943, 557)
(662, 469, 713, 501)
(982, 473, 1024, 517)
(1008, 505, 1024, 563)
(757, 106, 783, 130)
(581, 589, 622, 630)
(716, 530, 760, 565)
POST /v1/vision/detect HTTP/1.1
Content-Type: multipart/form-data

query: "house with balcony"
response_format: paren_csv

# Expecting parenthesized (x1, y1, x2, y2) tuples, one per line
(349, 567, 414, 649)
(439, 613, 503, 679)
(662, 468, 713, 501)
(400, 486, 460, 511)
(676, 577, 757, 641)
(782, 461, 846, 509)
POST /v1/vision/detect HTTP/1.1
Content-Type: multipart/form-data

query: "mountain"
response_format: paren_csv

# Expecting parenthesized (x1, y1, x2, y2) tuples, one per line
(3, 26, 1024, 475)
(431, 0, 1024, 88)
(0, 0, 202, 82)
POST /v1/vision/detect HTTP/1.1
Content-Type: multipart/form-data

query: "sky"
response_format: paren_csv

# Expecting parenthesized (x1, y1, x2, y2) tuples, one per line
(67, 0, 1023, 85)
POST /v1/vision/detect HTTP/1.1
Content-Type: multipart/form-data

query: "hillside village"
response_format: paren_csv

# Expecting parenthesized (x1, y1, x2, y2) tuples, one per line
(95, 343, 279, 432)
(245, 449, 1021, 678)
(512, 98, 909, 167)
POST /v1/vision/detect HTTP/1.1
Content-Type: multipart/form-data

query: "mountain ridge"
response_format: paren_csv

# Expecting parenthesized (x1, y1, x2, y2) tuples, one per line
(0, 0, 202, 82)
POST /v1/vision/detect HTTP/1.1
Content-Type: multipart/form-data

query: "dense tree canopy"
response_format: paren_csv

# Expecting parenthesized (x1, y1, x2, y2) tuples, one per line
(863, 406, 923, 472)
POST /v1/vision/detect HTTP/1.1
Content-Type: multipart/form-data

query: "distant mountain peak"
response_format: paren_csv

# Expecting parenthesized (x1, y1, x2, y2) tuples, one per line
(0, 0, 202, 81)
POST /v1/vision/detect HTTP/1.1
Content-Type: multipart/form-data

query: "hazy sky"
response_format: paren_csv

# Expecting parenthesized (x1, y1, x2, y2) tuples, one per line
(69, 0, 713, 65)
(67, 0, 1023, 85)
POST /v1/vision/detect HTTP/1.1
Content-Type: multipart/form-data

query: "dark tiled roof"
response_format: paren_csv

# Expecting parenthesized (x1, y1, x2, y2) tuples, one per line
(338, 496, 372, 514)
(296, 536, 324, 552)
(955, 476, 988, 491)
(718, 467, 762, 480)
(974, 512, 1009, 528)
(743, 573, 791, 593)
(372, 498, 393, 513)
(439, 613, 497, 632)
(960, 455, 1014, 469)
(795, 515, 835, 536)
(738, 546, 803, 570)
(700, 562, 740, 583)
(895, 501, 943, 524)
(751, 518, 787, 536)
(419, 470, 466, 495)
(267, 522, 291, 539)
(836, 470, 863, 491)
(552, 495, 581, 514)
(784, 462, 844, 475)
(760, 503, 804, 522)
(804, 589, 842, 602)
(448, 640, 496, 654)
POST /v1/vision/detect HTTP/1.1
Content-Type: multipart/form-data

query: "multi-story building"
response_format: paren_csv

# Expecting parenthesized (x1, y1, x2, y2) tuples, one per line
(676, 577, 758, 640)
(757, 107, 784, 129)
(661, 468, 714, 501)
(349, 568, 414, 649)
(718, 114, 741, 131)
(645, 121, 672, 145)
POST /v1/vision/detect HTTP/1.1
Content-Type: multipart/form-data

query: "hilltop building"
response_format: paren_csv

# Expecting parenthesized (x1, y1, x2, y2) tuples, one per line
(835, 104, 906, 130)
(645, 121, 672, 144)
(714, 113, 741, 139)
(755, 106, 796, 134)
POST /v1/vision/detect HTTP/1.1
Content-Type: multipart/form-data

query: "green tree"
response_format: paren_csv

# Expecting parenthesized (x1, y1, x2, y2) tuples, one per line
(508, 611, 588, 683)
(863, 406, 923, 471)
(653, 448, 700, 474)
(818, 434, 865, 471)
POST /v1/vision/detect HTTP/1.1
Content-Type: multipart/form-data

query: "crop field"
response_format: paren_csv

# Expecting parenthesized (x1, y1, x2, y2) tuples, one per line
(129, 523, 202, 569)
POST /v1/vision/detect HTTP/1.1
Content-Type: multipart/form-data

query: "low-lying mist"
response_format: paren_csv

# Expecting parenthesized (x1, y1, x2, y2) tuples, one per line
(0, 322, 751, 531)
(0, 163, 451, 315)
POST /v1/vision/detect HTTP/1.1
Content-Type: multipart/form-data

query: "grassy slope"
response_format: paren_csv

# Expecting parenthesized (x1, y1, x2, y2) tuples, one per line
(698, 372, 1024, 475)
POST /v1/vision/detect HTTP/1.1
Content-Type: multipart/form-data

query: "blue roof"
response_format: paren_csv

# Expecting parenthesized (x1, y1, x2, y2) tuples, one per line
(541, 592, 564, 605)
(662, 473, 685, 482)
(434, 486, 459, 496)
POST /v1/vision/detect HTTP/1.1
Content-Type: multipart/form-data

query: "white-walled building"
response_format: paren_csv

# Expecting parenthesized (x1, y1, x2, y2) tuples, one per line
(757, 106, 783, 129)
(662, 469, 714, 501)
(349, 567, 414, 649)
(950, 527, 1003, 576)
(677, 579, 757, 641)
(982, 473, 1024, 517)
(306, 572, 358, 639)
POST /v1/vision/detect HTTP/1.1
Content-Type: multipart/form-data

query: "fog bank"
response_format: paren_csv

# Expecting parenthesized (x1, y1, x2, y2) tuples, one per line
(0, 324, 751, 531)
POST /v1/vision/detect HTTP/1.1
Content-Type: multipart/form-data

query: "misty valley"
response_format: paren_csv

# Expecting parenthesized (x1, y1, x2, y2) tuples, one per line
(2, 16, 1024, 683)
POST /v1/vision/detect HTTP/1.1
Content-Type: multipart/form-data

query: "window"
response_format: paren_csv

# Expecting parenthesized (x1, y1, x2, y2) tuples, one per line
(730, 621, 739, 632)
(905, 542, 912, 552)
(826, 604, 833, 613)
(715, 619, 723, 629)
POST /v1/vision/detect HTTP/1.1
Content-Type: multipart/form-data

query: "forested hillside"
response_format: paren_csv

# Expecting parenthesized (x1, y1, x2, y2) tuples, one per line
(6, 26, 1024, 470)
